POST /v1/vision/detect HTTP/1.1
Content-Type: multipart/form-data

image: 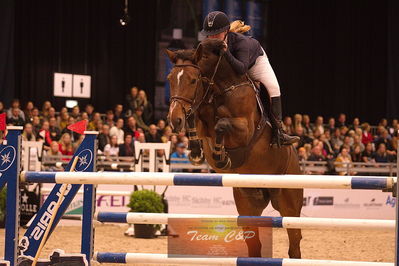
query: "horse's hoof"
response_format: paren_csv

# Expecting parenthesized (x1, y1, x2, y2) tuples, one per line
(189, 151, 205, 166)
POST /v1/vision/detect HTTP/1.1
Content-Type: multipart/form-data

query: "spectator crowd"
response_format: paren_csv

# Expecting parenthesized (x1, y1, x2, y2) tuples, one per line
(1, 87, 398, 173)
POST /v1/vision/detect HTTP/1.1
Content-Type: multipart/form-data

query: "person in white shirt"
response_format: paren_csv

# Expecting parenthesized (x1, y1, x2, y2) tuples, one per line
(109, 118, 124, 144)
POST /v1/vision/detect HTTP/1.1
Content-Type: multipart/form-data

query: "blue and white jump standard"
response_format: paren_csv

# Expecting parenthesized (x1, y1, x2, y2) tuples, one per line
(20, 171, 395, 190)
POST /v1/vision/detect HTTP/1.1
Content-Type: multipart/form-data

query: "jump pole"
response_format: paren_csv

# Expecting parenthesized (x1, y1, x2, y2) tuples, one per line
(93, 253, 394, 266)
(20, 172, 394, 190)
(94, 212, 395, 231)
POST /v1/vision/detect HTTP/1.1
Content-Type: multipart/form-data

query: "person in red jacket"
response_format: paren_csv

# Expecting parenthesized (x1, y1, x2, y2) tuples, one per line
(361, 123, 373, 145)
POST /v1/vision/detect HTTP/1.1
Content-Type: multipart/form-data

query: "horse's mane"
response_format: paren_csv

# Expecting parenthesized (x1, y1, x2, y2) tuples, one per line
(174, 49, 195, 62)
(200, 39, 225, 56)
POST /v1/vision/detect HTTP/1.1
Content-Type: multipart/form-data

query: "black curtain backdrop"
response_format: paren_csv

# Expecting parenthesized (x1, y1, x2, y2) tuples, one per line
(0, 0, 15, 106)
(266, 0, 390, 123)
(14, 0, 157, 112)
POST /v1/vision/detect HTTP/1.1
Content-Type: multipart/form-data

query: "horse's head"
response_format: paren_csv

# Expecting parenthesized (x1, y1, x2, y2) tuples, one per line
(166, 49, 203, 133)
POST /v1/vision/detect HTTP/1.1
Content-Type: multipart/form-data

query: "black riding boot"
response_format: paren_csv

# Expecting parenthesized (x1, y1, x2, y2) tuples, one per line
(270, 96, 300, 146)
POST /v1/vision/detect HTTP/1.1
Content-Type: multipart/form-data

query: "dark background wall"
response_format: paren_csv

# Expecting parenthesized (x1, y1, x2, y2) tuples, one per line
(0, 0, 398, 124)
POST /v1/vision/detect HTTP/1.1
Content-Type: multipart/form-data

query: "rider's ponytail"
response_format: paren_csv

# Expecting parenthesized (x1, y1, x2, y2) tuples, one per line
(229, 20, 251, 34)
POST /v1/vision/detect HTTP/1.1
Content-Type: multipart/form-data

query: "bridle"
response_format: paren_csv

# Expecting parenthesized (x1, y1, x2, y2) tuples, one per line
(169, 53, 223, 119)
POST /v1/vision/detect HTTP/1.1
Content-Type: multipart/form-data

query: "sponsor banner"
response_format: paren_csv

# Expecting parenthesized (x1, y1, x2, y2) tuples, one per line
(42, 185, 395, 220)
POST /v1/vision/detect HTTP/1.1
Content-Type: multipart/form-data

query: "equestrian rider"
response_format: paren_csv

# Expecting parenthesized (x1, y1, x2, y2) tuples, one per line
(201, 11, 299, 146)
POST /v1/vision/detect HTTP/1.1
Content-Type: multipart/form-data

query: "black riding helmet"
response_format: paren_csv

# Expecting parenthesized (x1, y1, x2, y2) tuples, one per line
(201, 11, 230, 36)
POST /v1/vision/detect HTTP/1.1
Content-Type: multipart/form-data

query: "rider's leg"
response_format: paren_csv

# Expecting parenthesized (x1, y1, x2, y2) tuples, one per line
(248, 49, 299, 145)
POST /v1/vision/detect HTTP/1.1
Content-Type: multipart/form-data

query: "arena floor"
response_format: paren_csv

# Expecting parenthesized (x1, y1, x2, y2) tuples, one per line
(0, 225, 394, 265)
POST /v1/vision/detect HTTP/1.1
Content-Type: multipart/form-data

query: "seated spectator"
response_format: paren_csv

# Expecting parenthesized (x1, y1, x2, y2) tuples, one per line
(351, 144, 363, 163)
(81, 112, 89, 122)
(161, 126, 173, 143)
(124, 116, 140, 139)
(119, 134, 135, 158)
(389, 119, 398, 136)
(7, 107, 25, 126)
(125, 86, 139, 116)
(170, 135, 178, 152)
(58, 133, 73, 156)
(302, 114, 312, 137)
(0, 101, 5, 114)
(374, 129, 396, 157)
(23, 101, 35, 122)
(337, 113, 346, 127)
(330, 127, 343, 154)
(46, 141, 62, 156)
(326, 117, 336, 134)
(85, 104, 95, 120)
(110, 118, 124, 144)
(378, 118, 388, 130)
(335, 147, 353, 175)
(293, 126, 312, 148)
(282, 116, 293, 135)
(49, 117, 61, 141)
(293, 114, 303, 129)
(297, 147, 308, 162)
(361, 123, 373, 145)
(21, 123, 36, 141)
(171, 142, 190, 171)
(114, 104, 124, 122)
(41, 101, 52, 119)
(48, 107, 56, 120)
(70, 105, 80, 119)
(104, 135, 119, 159)
(157, 119, 166, 136)
(59, 111, 69, 130)
(362, 143, 375, 163)
(105, 110, 115, 127)
(7, 99, 25, 121)
(133, 106, 149, 131)
(319, 133, 334, 157)
(308, 146, 325, 161)
(39, 120, 52, 149)
(374, 143, 394, 163)
(343, 135, 353, 150)
(145, 124, 162, 143)
(350, 117, 361, 131)
(312, 116, 324, 135)
(137, 90, 153, 125)
(32, 116, 41, 136)
(353, 134, 365, 152)
(88, 112, 102, 131)
(98, 124, 111, 152)
(340, 125, 349, 137)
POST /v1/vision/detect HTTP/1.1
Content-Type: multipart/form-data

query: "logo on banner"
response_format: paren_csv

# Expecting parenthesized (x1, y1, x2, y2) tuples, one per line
(74, 149, 93, 172)
(334, 197, 360, 209)
(0, 146, 16, 172)
(313, 196, 334, 206)
(363, 198, 383, 209)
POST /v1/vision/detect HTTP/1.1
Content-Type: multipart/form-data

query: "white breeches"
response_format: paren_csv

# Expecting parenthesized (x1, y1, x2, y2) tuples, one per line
(247, 48, 281, 98)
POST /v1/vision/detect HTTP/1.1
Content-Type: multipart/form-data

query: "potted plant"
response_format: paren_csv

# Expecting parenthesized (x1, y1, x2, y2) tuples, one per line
(127, 189, 164, 238)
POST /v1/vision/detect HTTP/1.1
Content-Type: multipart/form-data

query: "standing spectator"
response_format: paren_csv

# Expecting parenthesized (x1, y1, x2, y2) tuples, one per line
(133, 106, 149, 131)
(98, 124, 111, 152)
(58, 133, 73, 156)
(312, 116, 324, 135)
(335, 147, 353, 175)
(105, 110, 115, 127)
(114, 104, 124, 122)
(21, 123, 36, 141)
(7, 99, 25, 121)
(145, 124, 162, 143)
(125, 86, 139, 115)
(124, 116, 140, 139)
(104, 135, 119, 159)
(326, 117, 336, 134)
(23, 101, 35, 122)
(361, 123, 373, 145)
(337, 113, 346, 127)
(118, 134, 135, 157)
(49, 117, 61, 141)
(362, 142, 375, 163)
(110, 118, 124, 144)
(137, 90, 153, 125)
(7, 107, 25, 126)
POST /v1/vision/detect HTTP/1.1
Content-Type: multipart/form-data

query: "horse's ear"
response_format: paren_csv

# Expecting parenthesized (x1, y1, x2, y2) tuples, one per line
(193, 44, 203, 63)
(165, 49, 177, 63)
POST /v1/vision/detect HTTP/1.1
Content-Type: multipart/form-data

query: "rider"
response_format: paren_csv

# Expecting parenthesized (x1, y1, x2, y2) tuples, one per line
(201, 11, 299, 146)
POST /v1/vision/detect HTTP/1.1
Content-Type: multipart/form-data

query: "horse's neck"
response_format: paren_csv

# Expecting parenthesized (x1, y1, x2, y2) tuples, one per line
(213, 59, 246, 90)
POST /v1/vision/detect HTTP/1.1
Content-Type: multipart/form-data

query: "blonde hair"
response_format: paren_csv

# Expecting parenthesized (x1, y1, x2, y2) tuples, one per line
(229, 20, 251, 34)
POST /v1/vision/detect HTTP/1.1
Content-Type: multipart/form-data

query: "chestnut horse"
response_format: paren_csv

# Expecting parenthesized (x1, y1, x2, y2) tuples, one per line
(166, 38, 303, 258)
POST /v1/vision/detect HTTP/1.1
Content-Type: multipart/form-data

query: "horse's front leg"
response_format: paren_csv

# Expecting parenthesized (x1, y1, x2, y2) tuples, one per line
(186, 114, 205, 165)
(213, 117, 249, 170)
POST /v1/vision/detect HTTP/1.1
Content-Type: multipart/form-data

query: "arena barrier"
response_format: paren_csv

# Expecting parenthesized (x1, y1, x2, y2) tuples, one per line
(0, 126, 397, 266)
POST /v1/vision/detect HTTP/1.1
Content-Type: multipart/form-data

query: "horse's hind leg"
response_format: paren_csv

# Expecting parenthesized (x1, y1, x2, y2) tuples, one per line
(270, 188, 303, 258)
(233, 188, 269, 257)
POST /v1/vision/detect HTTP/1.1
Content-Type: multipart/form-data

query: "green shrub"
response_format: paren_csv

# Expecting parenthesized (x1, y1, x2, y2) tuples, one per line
(127, 189, 164, 213)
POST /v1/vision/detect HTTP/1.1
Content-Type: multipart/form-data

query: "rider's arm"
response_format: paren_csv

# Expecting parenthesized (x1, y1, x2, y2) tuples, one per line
(224, 39, 250, 75)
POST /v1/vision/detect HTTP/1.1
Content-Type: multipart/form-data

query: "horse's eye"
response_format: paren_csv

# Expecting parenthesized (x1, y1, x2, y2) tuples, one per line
(191, 79, 196, 84)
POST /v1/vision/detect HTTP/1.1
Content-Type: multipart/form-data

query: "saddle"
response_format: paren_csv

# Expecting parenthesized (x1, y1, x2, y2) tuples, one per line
(224, 78, 270, 169)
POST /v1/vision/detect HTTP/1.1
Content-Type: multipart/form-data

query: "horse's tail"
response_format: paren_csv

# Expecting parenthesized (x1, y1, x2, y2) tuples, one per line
(230, 20, 251, 34)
